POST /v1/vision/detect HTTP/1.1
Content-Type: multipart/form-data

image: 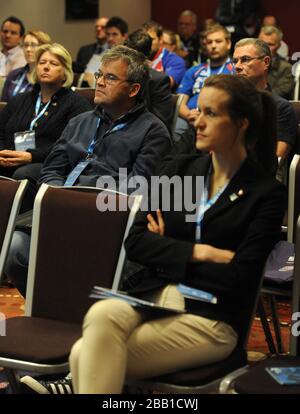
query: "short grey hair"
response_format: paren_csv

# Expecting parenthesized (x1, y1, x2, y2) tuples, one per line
(260, 25, 283, 42)
(99, 45, 149, 96)
(235, 38, 272, 59)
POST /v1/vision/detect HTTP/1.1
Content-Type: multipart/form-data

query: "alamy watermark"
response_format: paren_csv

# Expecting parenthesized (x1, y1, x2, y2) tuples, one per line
(291, 312, 300, 337)
(0, 312, 6, 336)
(95, 168, 205, 223)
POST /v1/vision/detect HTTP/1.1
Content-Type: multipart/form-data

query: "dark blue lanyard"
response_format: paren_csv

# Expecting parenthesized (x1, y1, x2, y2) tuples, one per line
(86, 119, 127, 158)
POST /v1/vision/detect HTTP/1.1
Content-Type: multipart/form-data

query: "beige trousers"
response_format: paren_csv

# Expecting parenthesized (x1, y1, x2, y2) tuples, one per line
(69, 284, 238, 394)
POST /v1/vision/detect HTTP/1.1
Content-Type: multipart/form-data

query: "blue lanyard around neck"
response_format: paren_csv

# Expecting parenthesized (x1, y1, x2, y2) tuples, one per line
(195, 170, 229, 243)
(86, 118, 128, 158)
(29, 93, 51, 131)
(206, 57, 230, 78)
(12, 71, 28, 96)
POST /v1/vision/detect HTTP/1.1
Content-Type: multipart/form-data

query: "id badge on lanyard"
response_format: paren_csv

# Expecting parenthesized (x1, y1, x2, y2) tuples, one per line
(13, 93, 50, 152)
(14, 130, 36, 151)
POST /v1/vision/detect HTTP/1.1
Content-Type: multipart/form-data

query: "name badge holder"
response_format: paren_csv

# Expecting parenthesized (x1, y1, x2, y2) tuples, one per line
(14, 92, 51, 151)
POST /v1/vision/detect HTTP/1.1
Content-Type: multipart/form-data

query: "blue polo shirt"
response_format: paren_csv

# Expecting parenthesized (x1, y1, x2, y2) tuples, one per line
(177, 60, 235, 109)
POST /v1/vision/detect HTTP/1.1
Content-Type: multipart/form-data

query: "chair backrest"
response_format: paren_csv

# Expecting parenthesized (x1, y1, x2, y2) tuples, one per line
(170, 94, 184, 138)
(0, 101, 7, 112)
(25, 184, 142, 323)
(0, 177, 28, 284)
(288, 154, 300, 243)
(74, 87, 95, 107)
(289, 101, 300, 155)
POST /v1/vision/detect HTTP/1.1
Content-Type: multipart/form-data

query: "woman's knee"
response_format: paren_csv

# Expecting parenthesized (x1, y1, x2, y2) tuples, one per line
(83, 299, 141, 341)
(69, 338, 82, 367)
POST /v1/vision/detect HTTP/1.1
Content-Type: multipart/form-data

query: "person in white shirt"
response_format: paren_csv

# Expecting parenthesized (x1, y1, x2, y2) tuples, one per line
(0, 16, 26, 78)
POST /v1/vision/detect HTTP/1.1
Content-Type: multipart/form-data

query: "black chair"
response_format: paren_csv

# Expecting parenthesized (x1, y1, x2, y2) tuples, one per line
(0, 184, 142, 393)
(220, 213, 300, 394)
(259, 154, 300, 354)
(0, 176, 28, 285)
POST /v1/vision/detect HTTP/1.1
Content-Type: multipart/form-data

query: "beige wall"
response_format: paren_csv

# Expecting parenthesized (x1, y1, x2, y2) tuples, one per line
(0, 0, 151, 58)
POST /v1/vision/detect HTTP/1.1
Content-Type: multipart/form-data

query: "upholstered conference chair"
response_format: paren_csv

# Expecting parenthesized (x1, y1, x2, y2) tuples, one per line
(0, 184, 142, 393)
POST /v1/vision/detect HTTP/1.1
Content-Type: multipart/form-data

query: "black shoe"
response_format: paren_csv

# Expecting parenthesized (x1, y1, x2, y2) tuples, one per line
(20, 375, 73, 394)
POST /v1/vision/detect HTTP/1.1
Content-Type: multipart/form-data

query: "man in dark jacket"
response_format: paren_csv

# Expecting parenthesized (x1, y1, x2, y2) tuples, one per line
(40, 45, 171, 188)
(73, 17, 109, 74)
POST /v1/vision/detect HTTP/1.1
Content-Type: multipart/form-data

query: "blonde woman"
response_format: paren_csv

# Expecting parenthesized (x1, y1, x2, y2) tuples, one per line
(0, 43, 91, 207)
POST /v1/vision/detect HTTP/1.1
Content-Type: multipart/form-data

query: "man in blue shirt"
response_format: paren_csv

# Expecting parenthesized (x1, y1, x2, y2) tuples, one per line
(176, 25, 234, 135)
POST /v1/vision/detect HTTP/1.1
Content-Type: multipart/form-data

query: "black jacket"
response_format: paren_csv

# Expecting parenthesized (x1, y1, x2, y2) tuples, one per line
(125, 153, 286, 334)
(0, 86, 92, 163)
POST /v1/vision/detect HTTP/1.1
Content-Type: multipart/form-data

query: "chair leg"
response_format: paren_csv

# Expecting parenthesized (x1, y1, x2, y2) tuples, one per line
(257, 297, 277, 355)
(269, 295, 285, 354)
(4, 368, 23, 393)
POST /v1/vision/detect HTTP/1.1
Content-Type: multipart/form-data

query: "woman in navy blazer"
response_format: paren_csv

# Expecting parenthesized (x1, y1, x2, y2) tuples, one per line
(22, 75, 286, 394)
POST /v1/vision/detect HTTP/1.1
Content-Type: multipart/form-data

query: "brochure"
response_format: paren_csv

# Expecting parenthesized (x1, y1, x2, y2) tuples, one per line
(90, 286, 186, 315)
(177, 283, 217, 304)
(266, 367, 300, 385)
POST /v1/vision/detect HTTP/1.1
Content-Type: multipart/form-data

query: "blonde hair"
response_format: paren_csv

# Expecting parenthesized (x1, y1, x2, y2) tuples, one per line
(25, 30, 51, 45)
(31, 43, 73, 88)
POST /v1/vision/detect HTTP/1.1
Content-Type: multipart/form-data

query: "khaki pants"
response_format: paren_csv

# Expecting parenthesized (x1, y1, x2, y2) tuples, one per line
(69, 285, 238, 394)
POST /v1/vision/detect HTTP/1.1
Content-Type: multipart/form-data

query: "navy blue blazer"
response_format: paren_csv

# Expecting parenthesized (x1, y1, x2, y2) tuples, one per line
(125, 153, 286, 334)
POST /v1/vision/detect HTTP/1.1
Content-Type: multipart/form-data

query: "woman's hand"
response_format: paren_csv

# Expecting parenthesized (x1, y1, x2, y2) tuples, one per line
(0, 150, 32, 167)
(147, 209, 165, 236)
(192, 244, 235, 264)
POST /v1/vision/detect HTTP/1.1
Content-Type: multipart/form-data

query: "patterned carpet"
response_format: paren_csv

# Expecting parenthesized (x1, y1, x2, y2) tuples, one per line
(0, 286, 292, 393)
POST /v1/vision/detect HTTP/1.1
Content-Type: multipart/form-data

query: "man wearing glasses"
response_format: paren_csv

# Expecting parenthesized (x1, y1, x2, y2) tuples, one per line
(233, 38, 297, 163)
(40, 45, 171, 189)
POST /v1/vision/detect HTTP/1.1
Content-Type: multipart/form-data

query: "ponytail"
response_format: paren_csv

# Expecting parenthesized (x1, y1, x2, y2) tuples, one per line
(252, 91, 277, 176)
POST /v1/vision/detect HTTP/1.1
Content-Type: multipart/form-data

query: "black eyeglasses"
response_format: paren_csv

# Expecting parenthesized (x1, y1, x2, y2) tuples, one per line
(232, 55, 265, 65)
(94, 70, 132, 85)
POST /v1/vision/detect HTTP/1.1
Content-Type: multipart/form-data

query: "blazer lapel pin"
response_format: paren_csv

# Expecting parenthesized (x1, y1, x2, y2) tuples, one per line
(229, 189, 244, 202)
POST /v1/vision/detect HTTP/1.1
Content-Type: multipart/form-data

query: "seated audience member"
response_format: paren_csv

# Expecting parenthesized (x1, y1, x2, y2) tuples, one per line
(0, 16, 26, 78)
(5, 45, 171, 298)
(73, 17, 109, 74)
(233, 38, 297, 162)
(21, 74, 286, 394)
(1, 30, 51, 102)
(83, 16, 128, 87)
(262, 16, 289, 60)
(259, 26, 294, 100)
(177, 10, 199, 68)
(162, 29, 182, 55)
(124, 29, 173, 133)
(0, 43, 92, 206)
(143, 21, 186, 91)
(176, 25, 234, 135)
